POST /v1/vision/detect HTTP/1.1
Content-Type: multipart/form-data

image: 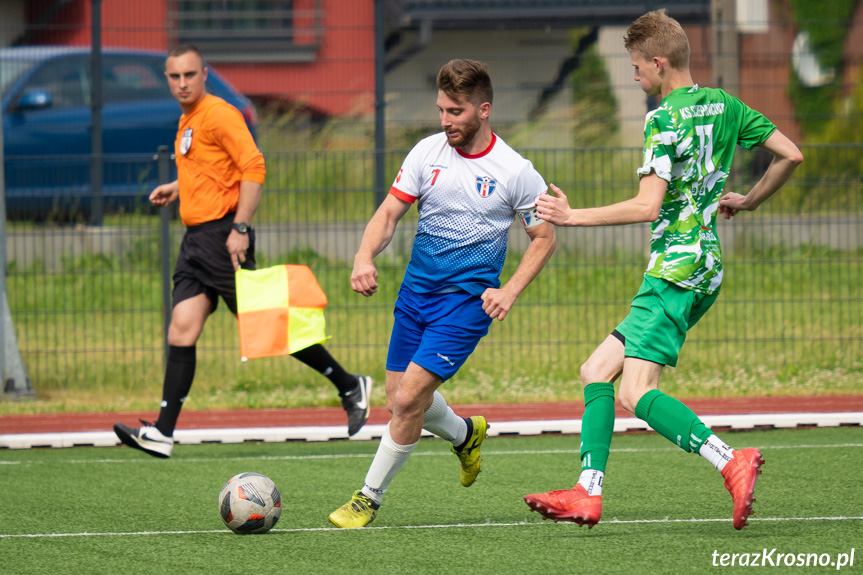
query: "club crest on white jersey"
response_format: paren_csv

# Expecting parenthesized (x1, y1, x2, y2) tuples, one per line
(476, 176, 496, 197)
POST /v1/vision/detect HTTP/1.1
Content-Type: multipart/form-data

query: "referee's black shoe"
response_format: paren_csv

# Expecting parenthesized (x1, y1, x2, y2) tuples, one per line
(113, 420, 174, 458)
(341, 376, 373, 436)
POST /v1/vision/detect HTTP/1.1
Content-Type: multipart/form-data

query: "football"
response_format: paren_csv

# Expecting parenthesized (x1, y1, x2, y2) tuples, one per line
(218, 472, 282, 534)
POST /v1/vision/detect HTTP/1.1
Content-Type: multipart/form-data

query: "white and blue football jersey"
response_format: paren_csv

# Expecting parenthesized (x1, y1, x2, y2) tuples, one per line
(390, 132, 547, 296)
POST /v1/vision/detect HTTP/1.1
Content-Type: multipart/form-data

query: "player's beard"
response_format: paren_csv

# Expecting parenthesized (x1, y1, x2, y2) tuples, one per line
(445, 110, 482, 150)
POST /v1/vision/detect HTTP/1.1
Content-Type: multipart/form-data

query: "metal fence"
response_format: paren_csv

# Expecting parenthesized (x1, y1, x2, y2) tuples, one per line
(2, 0, 862, 404)
(3, 143, 861, 405)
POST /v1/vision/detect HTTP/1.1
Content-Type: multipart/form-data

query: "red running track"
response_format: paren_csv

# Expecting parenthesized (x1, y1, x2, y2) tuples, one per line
(2, 395, 861, 435)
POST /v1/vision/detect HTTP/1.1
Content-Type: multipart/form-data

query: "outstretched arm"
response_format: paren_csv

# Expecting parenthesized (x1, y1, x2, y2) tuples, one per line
(536, 173, 667, 227)
(351, 194, 412, 296)
(718, 130, 804, 219)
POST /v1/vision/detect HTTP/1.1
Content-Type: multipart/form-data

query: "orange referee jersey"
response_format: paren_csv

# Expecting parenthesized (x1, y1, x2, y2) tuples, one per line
(174, 93, 266, 226)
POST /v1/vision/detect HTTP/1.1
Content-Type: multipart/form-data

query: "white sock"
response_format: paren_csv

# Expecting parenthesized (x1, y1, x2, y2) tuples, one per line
(699, 434, 735, 472)
(422, 391, 467, 445)
(577, 469, 604, 496)
(361, 423, 418, 505)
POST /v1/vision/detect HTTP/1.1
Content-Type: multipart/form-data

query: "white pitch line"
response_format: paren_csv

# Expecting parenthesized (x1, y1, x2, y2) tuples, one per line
(3, 516, 862, 539)
(1, 442, 862, 467)
(3, 412, 861, 450)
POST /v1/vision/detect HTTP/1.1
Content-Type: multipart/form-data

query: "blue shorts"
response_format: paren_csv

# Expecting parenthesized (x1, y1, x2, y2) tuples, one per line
(386, 286, 493, 381)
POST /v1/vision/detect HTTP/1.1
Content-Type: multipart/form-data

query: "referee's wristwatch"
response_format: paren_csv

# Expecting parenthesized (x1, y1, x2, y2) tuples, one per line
(232, 222, 250, 234)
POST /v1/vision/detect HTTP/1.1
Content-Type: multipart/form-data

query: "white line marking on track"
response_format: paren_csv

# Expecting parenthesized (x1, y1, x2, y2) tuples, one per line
(3, 516, 862, 539)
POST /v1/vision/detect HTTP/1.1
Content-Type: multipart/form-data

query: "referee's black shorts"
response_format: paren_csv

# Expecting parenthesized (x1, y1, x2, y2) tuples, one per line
(172, 213, 256, 315)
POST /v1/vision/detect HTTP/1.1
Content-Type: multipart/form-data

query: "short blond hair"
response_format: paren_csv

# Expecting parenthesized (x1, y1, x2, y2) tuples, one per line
(623, 9, 690, 69)
(166, 43, 205, 69)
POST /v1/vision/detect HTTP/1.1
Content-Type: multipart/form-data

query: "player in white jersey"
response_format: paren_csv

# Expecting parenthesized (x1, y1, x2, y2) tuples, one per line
(329, 59, 556, 528)
(393, 131, 548, 295)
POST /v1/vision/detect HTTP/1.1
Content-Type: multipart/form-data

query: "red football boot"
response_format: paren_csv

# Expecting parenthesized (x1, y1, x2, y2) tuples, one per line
(524, 485, 602, 528)
(721, 447, 765, 530)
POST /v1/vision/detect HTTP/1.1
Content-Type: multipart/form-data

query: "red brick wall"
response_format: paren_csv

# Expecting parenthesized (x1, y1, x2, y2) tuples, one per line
(211, 0, 376, 117)
(842, 0, 863, 95)
(26, 0, 373, 117)
(684, 14, 802, 144)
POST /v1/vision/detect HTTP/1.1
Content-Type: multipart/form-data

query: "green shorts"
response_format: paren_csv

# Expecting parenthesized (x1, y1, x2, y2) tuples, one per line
(615, 275, 719, 367)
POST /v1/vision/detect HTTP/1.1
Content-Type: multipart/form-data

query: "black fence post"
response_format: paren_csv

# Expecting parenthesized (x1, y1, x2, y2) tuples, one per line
(374, 0, 386, 207)
(89, 0, 103, 226)
(157, 146, 172, 365)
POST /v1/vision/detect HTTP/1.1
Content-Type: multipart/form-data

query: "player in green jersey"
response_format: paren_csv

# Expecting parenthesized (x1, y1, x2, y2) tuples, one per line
(524, 9, 803, 530)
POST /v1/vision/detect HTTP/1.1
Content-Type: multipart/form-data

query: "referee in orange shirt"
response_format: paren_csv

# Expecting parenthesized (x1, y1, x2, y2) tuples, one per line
(114, 45, 372, 458)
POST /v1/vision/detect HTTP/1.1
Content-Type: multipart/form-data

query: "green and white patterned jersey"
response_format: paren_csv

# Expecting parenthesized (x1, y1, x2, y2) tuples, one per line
(638, 85, 775, 294)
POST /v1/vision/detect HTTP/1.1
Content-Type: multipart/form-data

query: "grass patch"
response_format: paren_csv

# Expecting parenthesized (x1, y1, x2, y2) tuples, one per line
(1, 428, 861, 574)
(2, 240, 860, 415)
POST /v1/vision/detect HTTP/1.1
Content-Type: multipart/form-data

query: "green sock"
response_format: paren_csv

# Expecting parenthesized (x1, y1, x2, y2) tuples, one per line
(634, 389, 712, 453)
(580, 382, 616, 472)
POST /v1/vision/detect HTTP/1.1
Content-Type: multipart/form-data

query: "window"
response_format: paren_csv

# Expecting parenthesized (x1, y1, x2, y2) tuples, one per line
(19, 57, 87, 109)
(102, 57, 168, 103)
(1, 56, 41, 97)
(736, 0, 768, 34)
(172, 0, 322, 63)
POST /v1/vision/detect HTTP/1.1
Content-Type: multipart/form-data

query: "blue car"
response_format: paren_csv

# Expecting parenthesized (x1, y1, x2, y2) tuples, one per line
(1, 46, 258, 218)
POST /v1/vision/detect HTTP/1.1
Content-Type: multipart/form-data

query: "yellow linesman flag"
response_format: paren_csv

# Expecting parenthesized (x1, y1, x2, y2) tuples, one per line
(236, 264, 330, 359)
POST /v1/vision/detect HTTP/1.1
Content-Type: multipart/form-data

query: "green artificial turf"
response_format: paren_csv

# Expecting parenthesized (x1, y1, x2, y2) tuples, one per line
(1, 427, 861, 574)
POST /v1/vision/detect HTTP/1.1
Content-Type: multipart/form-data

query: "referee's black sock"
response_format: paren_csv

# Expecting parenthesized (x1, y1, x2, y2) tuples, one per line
(155, 345, 196, 437)
(290, 344, 358, 397)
